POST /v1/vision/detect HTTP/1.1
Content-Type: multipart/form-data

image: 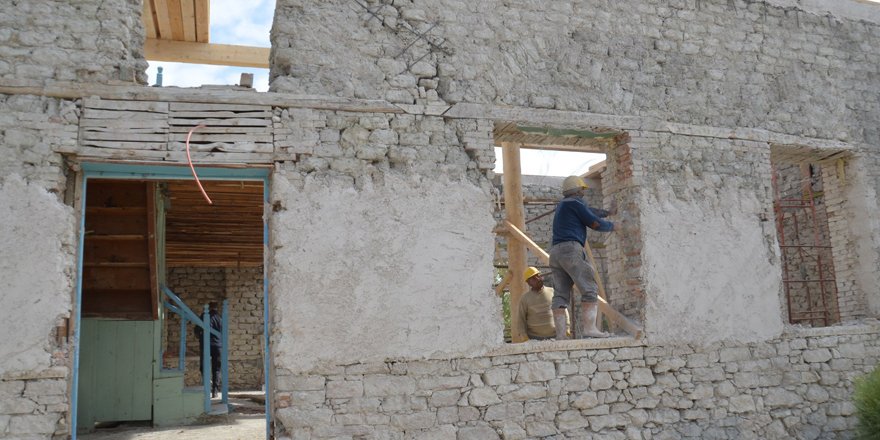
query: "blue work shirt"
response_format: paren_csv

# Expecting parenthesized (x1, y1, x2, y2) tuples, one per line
(551, 196, 614, 246)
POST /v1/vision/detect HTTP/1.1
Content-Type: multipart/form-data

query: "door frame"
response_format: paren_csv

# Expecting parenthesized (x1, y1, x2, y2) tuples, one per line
(71, 162, 272, 439)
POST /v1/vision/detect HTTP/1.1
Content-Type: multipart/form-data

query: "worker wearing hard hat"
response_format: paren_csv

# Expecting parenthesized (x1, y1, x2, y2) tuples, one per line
(549, 175, 616, 339)
(514, 267, 569, 341)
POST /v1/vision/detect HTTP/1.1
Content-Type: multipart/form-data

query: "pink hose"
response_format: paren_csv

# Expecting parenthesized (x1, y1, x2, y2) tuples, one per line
(185, 124, 213, 205)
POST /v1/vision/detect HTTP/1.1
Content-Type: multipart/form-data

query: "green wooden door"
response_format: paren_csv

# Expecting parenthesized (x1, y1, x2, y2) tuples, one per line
(77, 319, 154, 430)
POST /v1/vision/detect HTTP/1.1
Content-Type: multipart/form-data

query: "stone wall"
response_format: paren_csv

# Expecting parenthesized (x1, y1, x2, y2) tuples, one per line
(269, 108, 500, 374)
(271, 0, 880, 146)
(636, 132, 785, 345)
(0, 94, 79, 440)
(273, 323, 880, 440)
(0, 0, 147, 85)
(165, 267, 264, 390)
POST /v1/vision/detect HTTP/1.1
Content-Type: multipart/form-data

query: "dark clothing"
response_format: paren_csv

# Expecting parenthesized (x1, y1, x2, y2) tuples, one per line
(550, 196, 614, 308)
(551, 196, 613, 246)
(194, 310, 223, 394)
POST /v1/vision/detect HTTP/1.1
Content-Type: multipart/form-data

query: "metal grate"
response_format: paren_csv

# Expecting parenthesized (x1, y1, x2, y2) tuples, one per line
(772, 164, 840, 327)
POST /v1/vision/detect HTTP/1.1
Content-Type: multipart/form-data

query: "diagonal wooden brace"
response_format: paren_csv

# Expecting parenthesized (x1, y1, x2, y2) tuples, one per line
(503, 220, 643, 339)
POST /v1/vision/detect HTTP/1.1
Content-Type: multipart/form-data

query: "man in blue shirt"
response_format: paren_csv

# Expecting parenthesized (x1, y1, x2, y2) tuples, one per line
(550, 176, 616, 339)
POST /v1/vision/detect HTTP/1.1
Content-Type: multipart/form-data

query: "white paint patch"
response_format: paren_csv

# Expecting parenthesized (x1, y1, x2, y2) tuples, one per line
(270, 172, 501, 373)
(0, 176, 75, 375)
(641, 186, 785, 345)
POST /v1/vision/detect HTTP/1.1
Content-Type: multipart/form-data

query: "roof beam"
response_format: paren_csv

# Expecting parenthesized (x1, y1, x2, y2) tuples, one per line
(154, 0, 173, 39)
(195, 0, 210, 43)
(143, 0, 158, 39)
(180, 0, 197, 42)
(145, 39, 270, 68)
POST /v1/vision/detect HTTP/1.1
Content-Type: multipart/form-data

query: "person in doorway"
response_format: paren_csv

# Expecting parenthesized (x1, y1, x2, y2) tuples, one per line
(514, 267, 570, 341)
(550, 176, 616, 339)
(194, 302, 223, 397)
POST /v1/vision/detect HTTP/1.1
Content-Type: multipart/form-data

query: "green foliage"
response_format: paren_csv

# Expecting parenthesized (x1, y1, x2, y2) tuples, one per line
(501, 292, 511, 342)
(855, 364, 880, 440)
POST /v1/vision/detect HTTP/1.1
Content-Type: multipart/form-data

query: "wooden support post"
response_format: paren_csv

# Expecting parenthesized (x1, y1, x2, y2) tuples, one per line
(501, 142, 528, 343)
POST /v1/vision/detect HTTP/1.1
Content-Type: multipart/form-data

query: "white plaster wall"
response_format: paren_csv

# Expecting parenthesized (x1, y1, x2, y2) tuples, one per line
(0, 175, 75, 375)
(640, 186, 785, 345)
(767, 0, 880, 23)
(843, 158, 880, 317)
(270, 172, 500, 373)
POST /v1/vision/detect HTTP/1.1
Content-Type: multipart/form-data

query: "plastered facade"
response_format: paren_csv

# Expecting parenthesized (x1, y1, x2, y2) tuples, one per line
(0, 0, 879, 439)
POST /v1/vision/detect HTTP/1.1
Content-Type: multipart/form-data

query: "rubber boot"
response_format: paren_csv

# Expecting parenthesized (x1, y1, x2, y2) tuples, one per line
(552, 308, 569, 340)
(581, 301, 609, 338)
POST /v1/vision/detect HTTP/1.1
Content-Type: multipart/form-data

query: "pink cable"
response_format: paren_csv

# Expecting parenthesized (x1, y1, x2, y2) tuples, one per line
(185, 123, 213, 205)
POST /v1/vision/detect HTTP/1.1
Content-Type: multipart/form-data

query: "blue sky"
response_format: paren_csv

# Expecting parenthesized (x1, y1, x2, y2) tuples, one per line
(144, 0, 603, 176)
(145, 0, 275, 91)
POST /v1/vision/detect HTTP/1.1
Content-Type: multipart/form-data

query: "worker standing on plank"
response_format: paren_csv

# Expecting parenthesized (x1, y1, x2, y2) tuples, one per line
(515, 267, 570, 341)
(550, 176, 616, 339)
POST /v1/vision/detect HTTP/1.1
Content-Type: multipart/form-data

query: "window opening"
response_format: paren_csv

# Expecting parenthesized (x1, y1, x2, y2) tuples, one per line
(771, 162, 840, 326)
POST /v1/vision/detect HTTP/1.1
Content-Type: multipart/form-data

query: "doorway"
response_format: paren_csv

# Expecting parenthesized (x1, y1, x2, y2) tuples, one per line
(72, 163, 271, 439)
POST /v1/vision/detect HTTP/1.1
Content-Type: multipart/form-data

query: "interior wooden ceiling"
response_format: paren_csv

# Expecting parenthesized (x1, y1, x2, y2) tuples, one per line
(165, 180, 264, 268)
(142, 0, 270, 68)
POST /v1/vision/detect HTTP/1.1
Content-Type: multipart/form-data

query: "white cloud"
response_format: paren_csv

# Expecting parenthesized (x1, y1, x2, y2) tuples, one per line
(210, 0, 275, 47)
(494, 148, 606, 177)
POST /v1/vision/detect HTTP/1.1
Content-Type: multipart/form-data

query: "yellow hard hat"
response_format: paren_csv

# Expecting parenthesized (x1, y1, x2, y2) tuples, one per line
(562, 175, 589, 193)
(523, 266, 541, 281)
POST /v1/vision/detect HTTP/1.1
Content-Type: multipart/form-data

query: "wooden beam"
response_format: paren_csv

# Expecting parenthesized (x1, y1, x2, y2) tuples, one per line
(503, 220, 643, 339)
(501, 142, 528, 343)
(180, 0, 197, 42)
(154, 0, 173, 40)
(143, 0, 158, 39)
(195, 0, 210, 43)
(145, 39, 270, 68)
(167, 0, 185, 40)
(147, 183, 159, 320)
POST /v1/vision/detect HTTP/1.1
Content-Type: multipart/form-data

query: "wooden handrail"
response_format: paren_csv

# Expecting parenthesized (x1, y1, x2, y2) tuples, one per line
(502, 221, 643, 339)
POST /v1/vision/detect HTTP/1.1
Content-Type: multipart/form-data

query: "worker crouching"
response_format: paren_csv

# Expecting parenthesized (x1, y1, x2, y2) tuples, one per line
(515, 267, 570, 341)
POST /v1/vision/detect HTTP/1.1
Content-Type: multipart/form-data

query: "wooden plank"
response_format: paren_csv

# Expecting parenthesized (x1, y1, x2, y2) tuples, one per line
(195, 0, 209, 43)
(167, 0, 185, 40)
(83, 108, 168, 120)
(180, 0, 197, 42)
(168, 118, 272, 127)
(170, 102, 271, 112)
(169, 110, 272, 118)
(0, 81, 406, 114)
(82, 132, 169, 143)
(503, 220, 643, 339)
(87, 181, 148, 208)
(81, 119, 168, 130)
(83, 239, 148, 265)
(168, 126, 272, 134)
(147, 183, 159, 320)
(501, 142, 528, 343)
(154, 0, 174, 40)
(80, 141, 168, 151)
(84, 97, 168, 113)
(143, 0, 158, 39)
(167, 141, 274, 153)
(144, 38, 270, 68)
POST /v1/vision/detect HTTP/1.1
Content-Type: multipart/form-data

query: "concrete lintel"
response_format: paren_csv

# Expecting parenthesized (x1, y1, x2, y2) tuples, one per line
(0, 79, 404, 114)
(1, 367, 69, 381)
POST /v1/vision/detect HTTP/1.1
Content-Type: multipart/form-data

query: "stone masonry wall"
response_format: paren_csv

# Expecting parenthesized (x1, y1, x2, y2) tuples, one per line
(273, 323, 880, 440)
(0, 0, 147, 85)
(0, 94, 79, 440)
(269, 108, 500, 374)
(636, 133, 785, 345)
(271, 0, 880, 146)
(165, 267, 264, 390)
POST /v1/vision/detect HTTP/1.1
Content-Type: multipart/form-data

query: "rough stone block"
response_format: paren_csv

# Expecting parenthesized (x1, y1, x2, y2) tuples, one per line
(590, 372, 614, 391)
(514, 362, 555, 383)
(390, 411, 435, 430)
(8, 414, 58, 435)
(589, 413, 628, 431)
(468, 387, 501, 407)
(728, 395, 756, 413)
(326, 380, 363, 399)
(629, 368, 655, 386)
(803, 349, 832, 363)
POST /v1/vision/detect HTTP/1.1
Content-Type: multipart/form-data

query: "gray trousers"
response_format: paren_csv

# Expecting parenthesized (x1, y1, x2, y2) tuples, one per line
(549, 241, 599, 309)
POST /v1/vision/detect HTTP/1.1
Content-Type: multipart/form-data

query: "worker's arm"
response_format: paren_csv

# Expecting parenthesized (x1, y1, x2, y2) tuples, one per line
(512, 297, 529, 343)
(592, 208, 611, 218)
(573, 201, 614, 232)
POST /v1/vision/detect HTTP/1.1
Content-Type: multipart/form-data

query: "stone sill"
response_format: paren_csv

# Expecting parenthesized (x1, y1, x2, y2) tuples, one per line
(488, 335, 644, 357)
(782, 319, 880, 338)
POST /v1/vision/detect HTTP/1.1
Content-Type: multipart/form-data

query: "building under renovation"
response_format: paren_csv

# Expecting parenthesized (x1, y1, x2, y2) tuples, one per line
(1, 0, 879, 438)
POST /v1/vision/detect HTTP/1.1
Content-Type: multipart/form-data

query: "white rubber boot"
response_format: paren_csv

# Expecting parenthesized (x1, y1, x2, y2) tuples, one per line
(552, 308, 569, 340)
(581, 301, 609, 338)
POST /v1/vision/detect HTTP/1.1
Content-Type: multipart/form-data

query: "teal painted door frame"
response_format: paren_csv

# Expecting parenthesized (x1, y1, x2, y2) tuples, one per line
(72, 163, 271, 439)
